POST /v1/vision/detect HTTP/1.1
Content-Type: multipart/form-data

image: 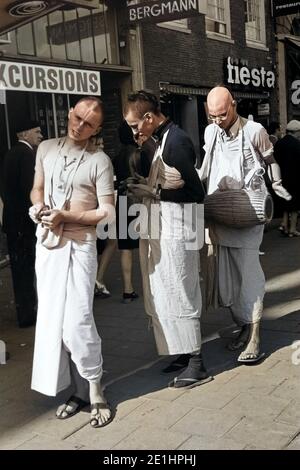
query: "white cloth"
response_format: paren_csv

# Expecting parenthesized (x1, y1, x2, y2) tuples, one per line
(140, 202, 202, 355)
(203, 118, 269, 249)
(202, 117, 270, 323)
(218, 246, 265, 324)
(31, 238, 101, 396)
(139, 131, 202, 355)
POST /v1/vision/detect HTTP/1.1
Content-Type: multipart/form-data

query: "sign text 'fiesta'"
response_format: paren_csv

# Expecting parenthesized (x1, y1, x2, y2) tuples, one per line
(226, 57, 275, 89)
(128, 0, 200, 23)
(0, 61, 101, 95)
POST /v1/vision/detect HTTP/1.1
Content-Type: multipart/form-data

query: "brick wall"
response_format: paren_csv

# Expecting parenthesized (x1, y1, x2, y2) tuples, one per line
(140, 0, 278, 118)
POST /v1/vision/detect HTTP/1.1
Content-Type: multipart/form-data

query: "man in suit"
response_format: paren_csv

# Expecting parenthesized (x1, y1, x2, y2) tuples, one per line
(2, 121, 43, 327)
(274, 119, 300, 237)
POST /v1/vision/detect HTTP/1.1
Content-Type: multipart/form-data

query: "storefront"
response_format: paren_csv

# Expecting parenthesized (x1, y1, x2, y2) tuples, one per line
(285, 37, 300, 121)
(224, 56, 276, 128)
(0, 2, 132, 164)
(158, 55, 276, 164)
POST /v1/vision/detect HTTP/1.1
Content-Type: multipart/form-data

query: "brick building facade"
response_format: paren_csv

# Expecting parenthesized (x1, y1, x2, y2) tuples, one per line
(127, 0, 278, 161)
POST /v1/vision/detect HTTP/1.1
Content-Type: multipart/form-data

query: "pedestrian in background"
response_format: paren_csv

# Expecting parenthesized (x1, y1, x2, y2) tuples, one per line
(2, 121, 43, 328)
(274, 119, 300, 237)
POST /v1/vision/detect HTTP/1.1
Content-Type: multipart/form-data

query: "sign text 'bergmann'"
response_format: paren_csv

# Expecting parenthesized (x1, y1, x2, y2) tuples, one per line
(0, 61, 101, 95)
(128, 0, 201, 24)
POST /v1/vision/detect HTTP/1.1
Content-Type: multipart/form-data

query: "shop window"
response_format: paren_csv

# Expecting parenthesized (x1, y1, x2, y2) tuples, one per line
(78, 8, 95, 63)
(16, 24, 35, 56)
(48, 10, 67, 60)
(244, 0, 266, 47)
(0, 33, 11, 44)
(63, 9, 81, 62)
(33, 15, 51, 58)
(206, 0, 232, 38)
(1, 3, 118, 65)
(93, 4, 116, 65)
(0, 30, 18, 55)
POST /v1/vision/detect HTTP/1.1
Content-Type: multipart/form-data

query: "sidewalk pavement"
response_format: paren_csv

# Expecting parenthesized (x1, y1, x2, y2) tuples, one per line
(0, 221, 300, 451)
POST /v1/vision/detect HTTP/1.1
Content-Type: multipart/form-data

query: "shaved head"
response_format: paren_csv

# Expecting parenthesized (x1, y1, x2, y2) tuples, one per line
(207, 86, 237, 130)
(207, 87, 233, 110)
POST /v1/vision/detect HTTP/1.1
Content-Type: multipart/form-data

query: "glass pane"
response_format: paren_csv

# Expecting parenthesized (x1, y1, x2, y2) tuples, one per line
(92, 6, 111, 64)
(0, 30, 18, 55)
(16, 24, 35, 55)
(77, 8, 95, 63)
(63, 9, 81, 61)
(48, 10, 67, 60)
(33, 15, 51, 58)
(245, 0, 261, 41)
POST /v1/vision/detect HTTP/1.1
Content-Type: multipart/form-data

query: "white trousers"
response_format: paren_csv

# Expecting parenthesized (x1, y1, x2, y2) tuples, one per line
(31, 238, 102, 396)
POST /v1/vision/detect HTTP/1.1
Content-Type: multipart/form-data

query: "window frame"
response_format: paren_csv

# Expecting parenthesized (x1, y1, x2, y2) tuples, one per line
(0, 33, 11, 44)
(158, 18, 191, 34)
(244, 0, 267, 49)
(205, 0, 233, 41)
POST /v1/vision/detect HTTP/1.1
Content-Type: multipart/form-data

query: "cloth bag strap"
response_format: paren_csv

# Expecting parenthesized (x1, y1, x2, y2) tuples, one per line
(48, 139, 87, 209)
(242, 125, 265, 188)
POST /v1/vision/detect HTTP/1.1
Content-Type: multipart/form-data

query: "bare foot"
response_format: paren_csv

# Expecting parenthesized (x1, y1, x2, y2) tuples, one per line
(89, 382, 112, 428)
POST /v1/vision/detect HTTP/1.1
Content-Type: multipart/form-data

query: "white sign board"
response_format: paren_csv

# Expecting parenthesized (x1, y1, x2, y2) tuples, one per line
(0, 61, 101, 95)
(257, 103, 270, 116)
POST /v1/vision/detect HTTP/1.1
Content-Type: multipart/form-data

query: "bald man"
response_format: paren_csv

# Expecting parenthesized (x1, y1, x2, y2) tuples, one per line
(30, 97, 115, 428)
(199, 86, 291, 363)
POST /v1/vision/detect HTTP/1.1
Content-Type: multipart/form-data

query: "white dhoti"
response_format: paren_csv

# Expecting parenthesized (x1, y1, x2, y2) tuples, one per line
(206, 223, 265, 325)
(218, 245, 265, 324)
(140, 201, 202, 356)
(31, 238, 102, 396)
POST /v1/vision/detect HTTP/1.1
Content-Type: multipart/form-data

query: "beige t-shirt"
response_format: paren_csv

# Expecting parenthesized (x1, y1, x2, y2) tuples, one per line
(35, 137, 114, 241)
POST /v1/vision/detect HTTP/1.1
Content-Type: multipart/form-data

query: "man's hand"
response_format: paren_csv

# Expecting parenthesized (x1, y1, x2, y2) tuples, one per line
(29, 203, 49, 224)
(127, 173, 147, 185)
(127, 183, 156, 200)
(272, 180, 292, 201)
(40, 209, 64, 229)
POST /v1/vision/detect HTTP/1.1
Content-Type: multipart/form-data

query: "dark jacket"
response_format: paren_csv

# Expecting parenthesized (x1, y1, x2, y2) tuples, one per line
(274, 134, 300, 209)
(2, 141, 36, 236)
(153, 120, 205, 203)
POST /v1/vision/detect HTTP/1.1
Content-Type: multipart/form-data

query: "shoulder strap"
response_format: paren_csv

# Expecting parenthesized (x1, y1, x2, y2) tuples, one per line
(48, 139, 87, 209)
(243, 124, 265, 187)
(198, 125, 218, 182)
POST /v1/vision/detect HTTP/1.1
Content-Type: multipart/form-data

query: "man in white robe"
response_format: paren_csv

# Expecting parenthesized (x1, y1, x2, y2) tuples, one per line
(124, 90, 212, 389)
(29, 97, 115, 427)
(200, 87, 291, 363)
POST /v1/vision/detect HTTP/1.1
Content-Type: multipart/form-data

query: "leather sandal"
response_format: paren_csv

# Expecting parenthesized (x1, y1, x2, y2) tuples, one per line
(56, 395, 89, 420)
(90, 402, 113, 428)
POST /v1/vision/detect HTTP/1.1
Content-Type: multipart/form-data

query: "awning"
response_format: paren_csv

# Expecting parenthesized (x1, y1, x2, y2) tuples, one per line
(285, 36, 300, 49)
(0, 1, 99, 36)
(160, 83, 209, 96)
(160, 83, 270, 100)
(233, 91, 270, 99)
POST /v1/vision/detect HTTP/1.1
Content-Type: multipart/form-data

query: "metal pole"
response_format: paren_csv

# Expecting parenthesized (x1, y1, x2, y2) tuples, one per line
(52, 93, 58, 138)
